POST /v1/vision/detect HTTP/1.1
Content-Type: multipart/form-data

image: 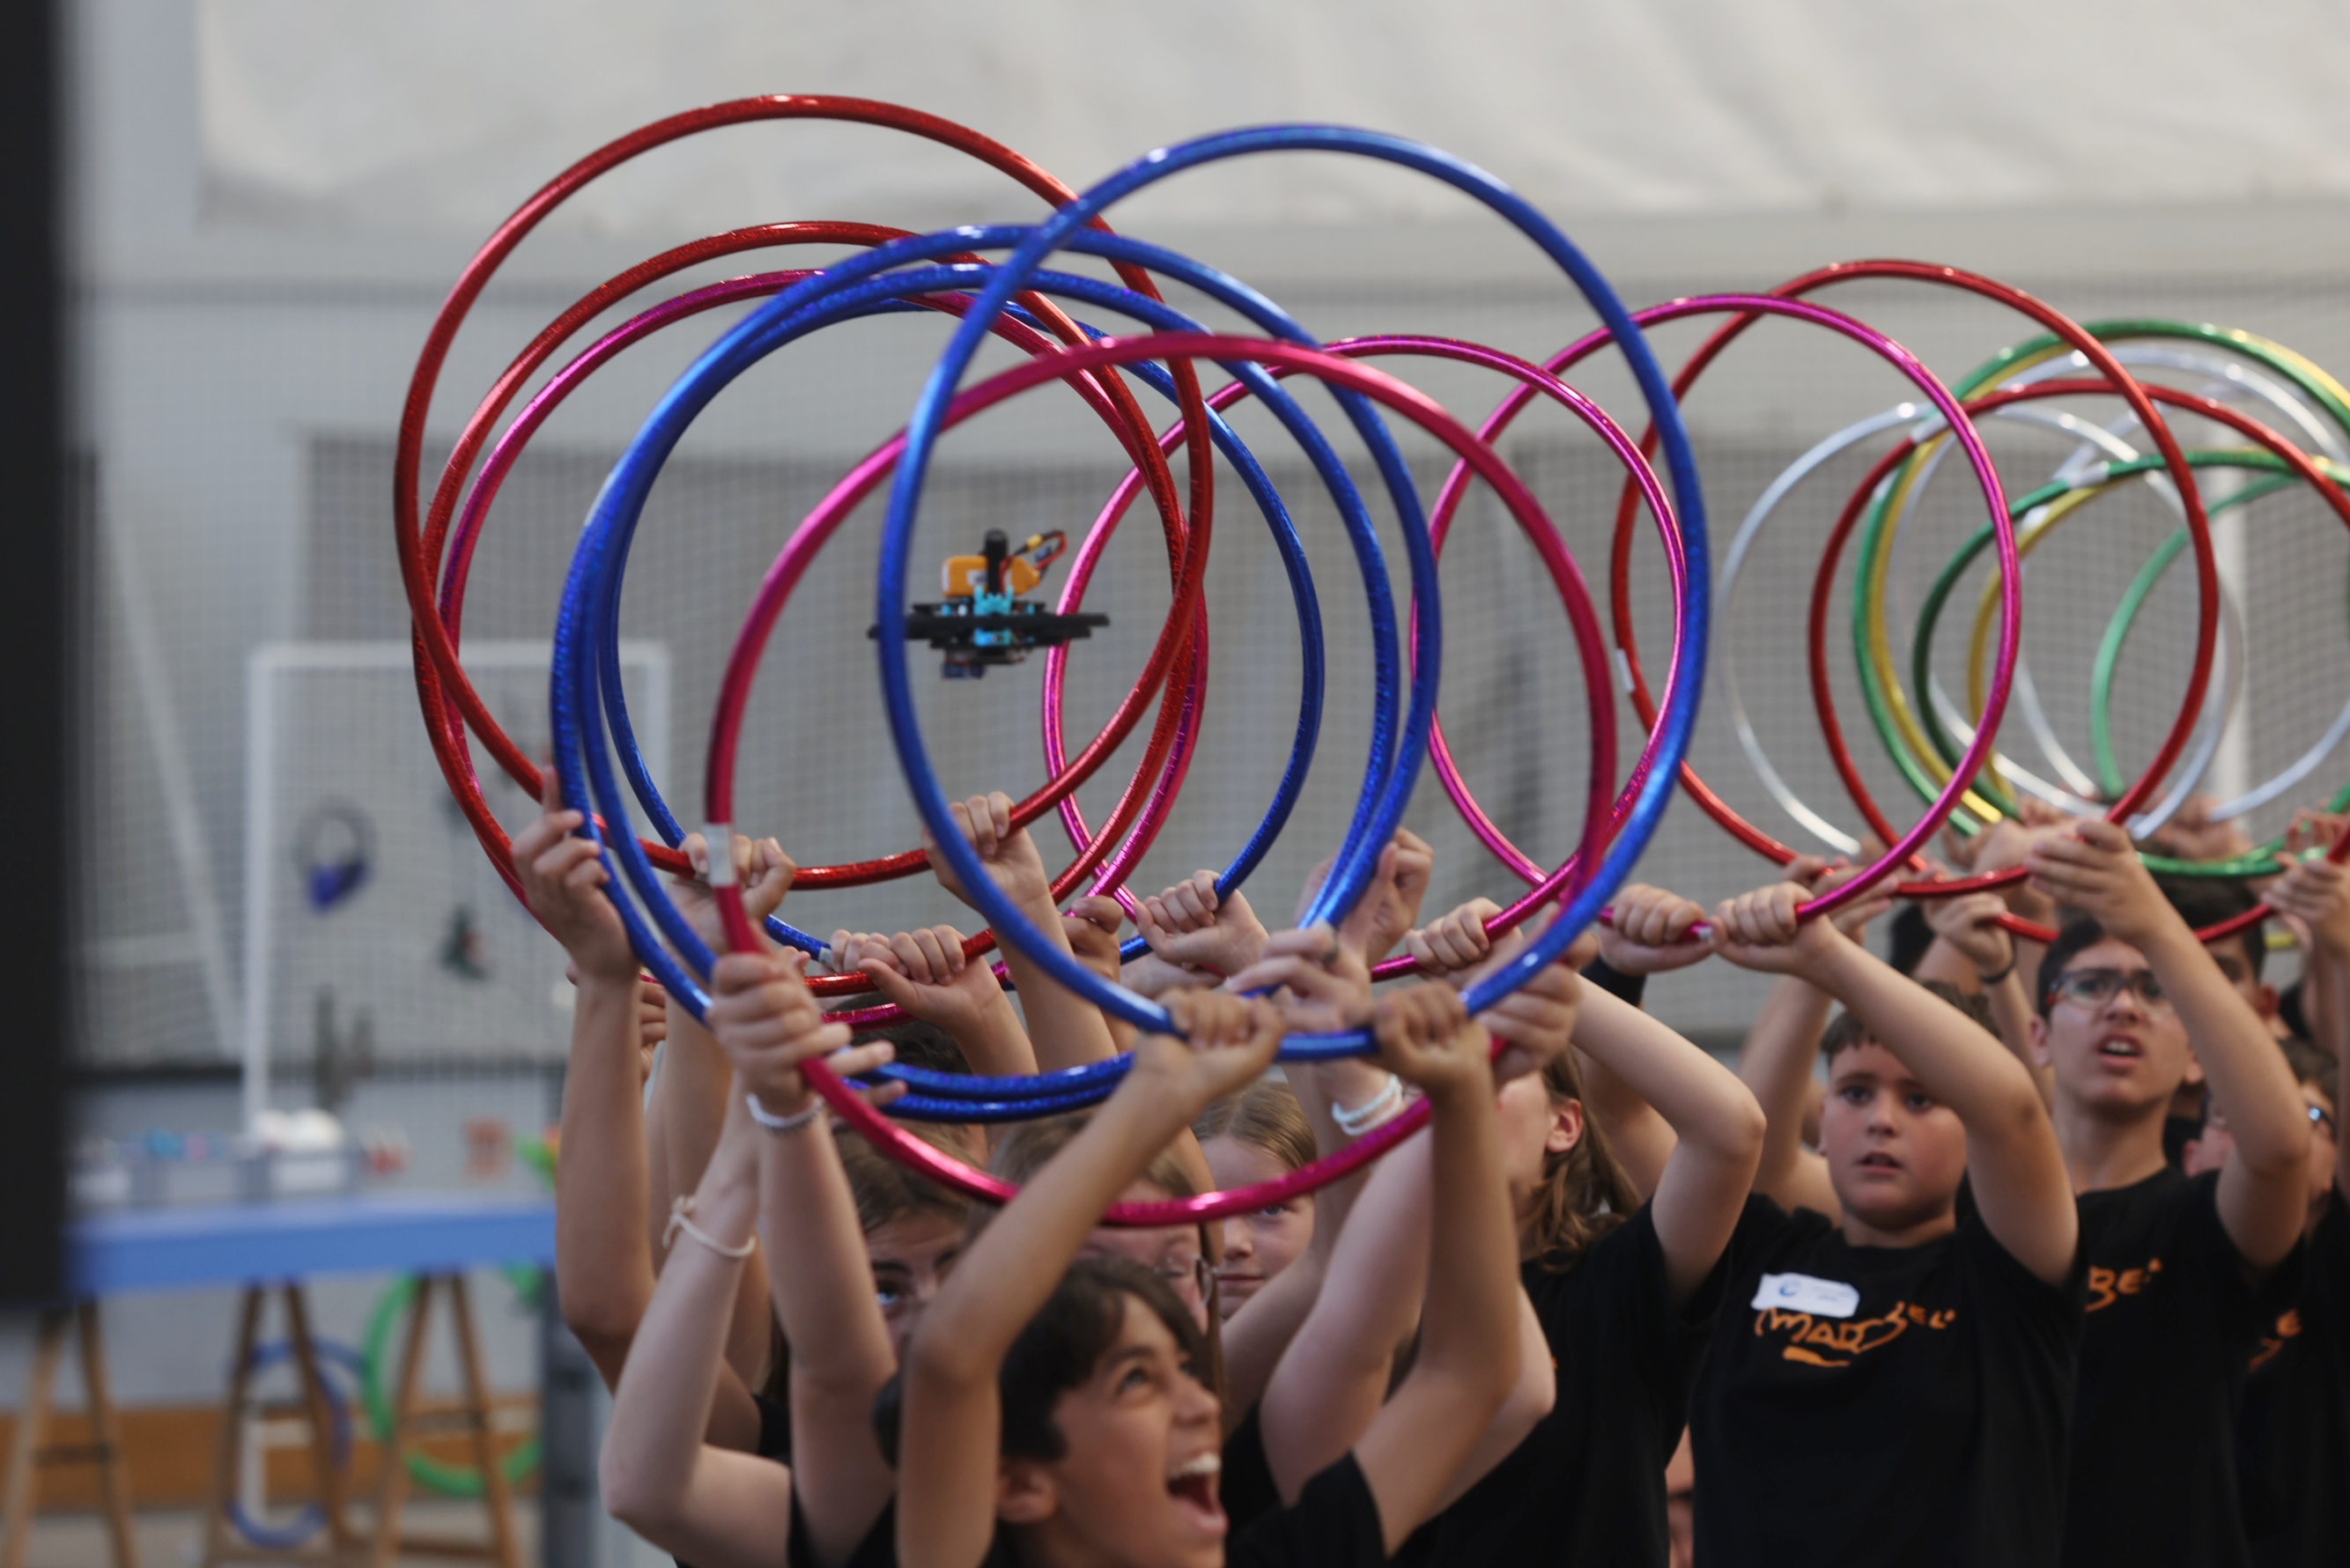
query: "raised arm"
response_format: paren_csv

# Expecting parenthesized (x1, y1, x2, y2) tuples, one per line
(898, 992, 1283, 1568)
(2255, 818, 2350, 1200)
(1056, 896, 1141, 1057)
(1347, 986, 1524, 1554)
(1920, 883, 2048, 1105)
(513, 791, 656, 1389)
(598, 1102, 794, 1568)
(926, 792, 1117, 1070)
(1715, 882, 2079, 1284)
(706, 951, 904, 1568)
(2029, 820, 2308, 1268)
(1733, 973, 1844, 1220)
(1570, 984, 1764, 1302)
(661, 831, 797, 1402)
(831, 925, 1038, 1077)
(1585, 884, 1714, 1196)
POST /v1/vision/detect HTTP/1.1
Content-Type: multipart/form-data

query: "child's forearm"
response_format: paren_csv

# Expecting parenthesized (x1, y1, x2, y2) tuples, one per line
(1980, 970, 2052, 1106)
(558, 976, 657, 1381)
(658, 1003, 736, 1249)
(998, 924, 1119, 1071)
(2143, 924, 2307, 1171)
(949, 989, 1040, 1078)
(1407, 1074, 1517, 1400)
(1577, 987, 1763, 1299)
(1260, 1133, 1432, 1502)
(912, 1084, 1186, 1382)
(602, 1137, 758, 1526)
(1740, 975, 1835, 1201)
(1809, 943, 2044, 1129)
(1576, 988, 1758, 1167)
(759, 1121, 897, 1564)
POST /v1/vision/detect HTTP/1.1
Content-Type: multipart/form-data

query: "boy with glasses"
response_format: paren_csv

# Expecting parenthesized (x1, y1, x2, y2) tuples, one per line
(2023, 820, 2310, 1568)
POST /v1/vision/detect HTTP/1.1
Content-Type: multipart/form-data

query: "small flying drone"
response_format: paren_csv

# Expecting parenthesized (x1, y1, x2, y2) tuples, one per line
(880, 529, 1109, 678)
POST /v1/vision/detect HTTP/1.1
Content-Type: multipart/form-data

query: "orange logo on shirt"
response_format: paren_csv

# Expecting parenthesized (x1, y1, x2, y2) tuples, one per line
(2250, 1308, 2302, 1372)
(1752, 1301, 1956, 1367)
(2084, 1257, 2163, 1313)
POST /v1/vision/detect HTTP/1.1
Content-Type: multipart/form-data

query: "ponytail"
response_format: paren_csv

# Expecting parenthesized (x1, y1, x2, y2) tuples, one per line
(1522, 1052, 1641, 1273)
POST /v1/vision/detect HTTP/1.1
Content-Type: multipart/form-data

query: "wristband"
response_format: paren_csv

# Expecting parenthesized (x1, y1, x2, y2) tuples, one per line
(1977, 955, 2018, 987)
(1580, 955, 1648, 1010)
(745, 1093, 824, 1135)
(1332, 1073, 1405, 1136)
(663, 1194, 756, 1260)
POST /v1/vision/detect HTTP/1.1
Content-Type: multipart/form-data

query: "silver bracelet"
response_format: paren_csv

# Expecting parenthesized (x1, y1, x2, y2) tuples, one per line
(745, 1092, 824, 1135)
(663, 1195, 756, 1260)
(1332, 1072, 1405, 1136)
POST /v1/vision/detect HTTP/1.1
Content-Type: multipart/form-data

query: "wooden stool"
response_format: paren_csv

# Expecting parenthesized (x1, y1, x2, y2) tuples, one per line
(364, 1274, 520, 1568)
(198, 1283, 358, 1567)
(2, 1300, 139, 1568)
(199, 1275, 521, 1568)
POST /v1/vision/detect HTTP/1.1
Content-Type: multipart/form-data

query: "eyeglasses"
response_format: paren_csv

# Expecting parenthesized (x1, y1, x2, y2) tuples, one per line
(2311, 1103, 2337, 1139)
(2047, 967, 2171, 1012)
(1156, 1254, 1215, 1305)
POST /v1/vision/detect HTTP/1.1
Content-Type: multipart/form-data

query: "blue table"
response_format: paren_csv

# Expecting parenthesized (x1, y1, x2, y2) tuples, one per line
(68, 1194, 555, 1296)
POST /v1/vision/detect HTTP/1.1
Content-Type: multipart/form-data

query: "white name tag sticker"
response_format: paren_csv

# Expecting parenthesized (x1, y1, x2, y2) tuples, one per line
(1753, 1272, 1861, 1319)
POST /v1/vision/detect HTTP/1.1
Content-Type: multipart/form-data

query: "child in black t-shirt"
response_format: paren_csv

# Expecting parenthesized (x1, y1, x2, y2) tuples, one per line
(1376, 888, 1763, 1567)
(2232, 840, 2350, 1567)
(890, 986, 1529, 1568)
(1692, 868, 2083, 1567)
(2022, 820, 2310, 1568)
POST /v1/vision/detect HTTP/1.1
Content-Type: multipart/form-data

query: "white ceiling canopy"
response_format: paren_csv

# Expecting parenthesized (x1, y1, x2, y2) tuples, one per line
(196, 0, 2350, 235)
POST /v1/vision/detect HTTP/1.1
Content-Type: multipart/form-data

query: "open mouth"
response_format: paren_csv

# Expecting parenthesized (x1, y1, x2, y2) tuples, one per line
(1167, 1451, 1225, 1531)
(2095, 1036, 2145, 1061)
(1854, 1151, 1903, 1173)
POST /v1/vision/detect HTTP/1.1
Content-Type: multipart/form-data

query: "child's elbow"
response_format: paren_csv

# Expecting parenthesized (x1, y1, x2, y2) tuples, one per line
(562, 1297, 638, 1364)
(1721, 1091, 1770, 1166)
(596, 1446, 677, 1538)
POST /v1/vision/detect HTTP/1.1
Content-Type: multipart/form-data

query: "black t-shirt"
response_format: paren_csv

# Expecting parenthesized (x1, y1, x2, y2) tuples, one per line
(756, 1392, 793, 1462)
(1690, 1194, 2082, 1567)
(1398, 1204, 1717, 1567)
(1221, 1405, 1282, 1534)
(2066, 1167, 2299, 1568)
(816, 1453, 1387, 1568)
(2237, 1190, 2349, 1568)
(1223, 1453, 1390, 1568)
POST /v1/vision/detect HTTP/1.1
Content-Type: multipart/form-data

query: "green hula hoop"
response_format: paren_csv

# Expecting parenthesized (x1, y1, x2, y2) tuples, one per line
(1851, 319, 2350, 867)
(362, 1270, 544, 1498)
(1906, 449, 2350, 877)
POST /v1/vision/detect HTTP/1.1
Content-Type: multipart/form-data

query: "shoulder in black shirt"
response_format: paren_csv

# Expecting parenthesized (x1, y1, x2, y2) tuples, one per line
(2237, 1189, 2350, 1568)
(1400, 1203, 1721, 1568)
(1691, 1193, 2082, 1567)
(2066, 1165, 2302, 1568)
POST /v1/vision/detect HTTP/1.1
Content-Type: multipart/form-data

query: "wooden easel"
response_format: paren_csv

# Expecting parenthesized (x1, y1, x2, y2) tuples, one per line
(197, 1283, 358, 1567)
(199, 1275, 519, 1568)
(360, 1274, 520, 1568)
(2, 1300, 138, 1568)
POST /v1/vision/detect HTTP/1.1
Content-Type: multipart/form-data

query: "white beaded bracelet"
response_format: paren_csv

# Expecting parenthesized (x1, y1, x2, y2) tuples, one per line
(663, 1195, 756, 1260)
(745, 1092, 824, 1135)
(1332, 1072, 1405, 1136)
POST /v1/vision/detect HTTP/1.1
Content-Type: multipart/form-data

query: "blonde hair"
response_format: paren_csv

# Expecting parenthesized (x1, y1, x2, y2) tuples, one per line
(1522, 1051, 1641, 1273)
(1193, 1079, 1315, 1175)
